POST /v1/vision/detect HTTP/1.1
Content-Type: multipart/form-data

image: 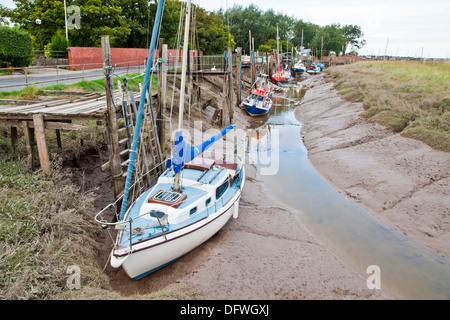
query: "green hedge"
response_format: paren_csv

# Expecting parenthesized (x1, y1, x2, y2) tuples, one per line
(0, 26, 32, 67)
(48, 30, 69, 58)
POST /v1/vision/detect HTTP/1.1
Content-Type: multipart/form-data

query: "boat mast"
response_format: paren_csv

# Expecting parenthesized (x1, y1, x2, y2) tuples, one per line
(174, 0, 191, 192)
(286, 36, 289, 68)
(300, 29, 304, 62)
(276, 24, 280, 68)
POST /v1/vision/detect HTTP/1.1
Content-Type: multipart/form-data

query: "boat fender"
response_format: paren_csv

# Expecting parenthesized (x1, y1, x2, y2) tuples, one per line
(233, 202, 239, 219)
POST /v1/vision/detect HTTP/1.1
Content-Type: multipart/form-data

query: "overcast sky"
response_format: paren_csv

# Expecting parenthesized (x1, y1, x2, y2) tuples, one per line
(195, 0, 450, 59)
(2, 0, 449, 58)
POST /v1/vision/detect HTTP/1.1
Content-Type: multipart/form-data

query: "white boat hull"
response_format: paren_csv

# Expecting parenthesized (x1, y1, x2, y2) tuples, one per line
(112, 168, 245, 279)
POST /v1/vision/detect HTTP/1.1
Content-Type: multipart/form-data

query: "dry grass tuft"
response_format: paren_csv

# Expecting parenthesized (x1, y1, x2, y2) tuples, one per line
(60, 283, 206, 300)
(0, 158, 109, 299)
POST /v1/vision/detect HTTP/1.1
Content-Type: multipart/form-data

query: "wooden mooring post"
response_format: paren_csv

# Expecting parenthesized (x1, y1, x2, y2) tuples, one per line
(22, 120, 35, 171)
(32, 114, 50, 174)
(102, 35, 124, 199)
(227, 46, 234, 125)
(236, 47, 242, 107)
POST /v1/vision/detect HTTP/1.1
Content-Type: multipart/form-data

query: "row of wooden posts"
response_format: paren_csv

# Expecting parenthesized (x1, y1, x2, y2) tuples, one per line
(101, 34, 256, 200)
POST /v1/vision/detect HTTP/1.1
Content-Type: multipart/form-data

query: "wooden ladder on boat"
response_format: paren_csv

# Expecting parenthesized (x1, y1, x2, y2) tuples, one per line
(140, 81, 164, 178)
(103, 78, 164, 196)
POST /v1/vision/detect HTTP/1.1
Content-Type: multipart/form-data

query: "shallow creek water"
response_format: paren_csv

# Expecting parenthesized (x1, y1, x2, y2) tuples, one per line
(245, 84, 450, 300)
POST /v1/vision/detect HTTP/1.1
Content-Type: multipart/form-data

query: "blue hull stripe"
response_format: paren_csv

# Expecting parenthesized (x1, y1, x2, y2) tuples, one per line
(244, 105, 269, 116)
(132, 256, 183, 280)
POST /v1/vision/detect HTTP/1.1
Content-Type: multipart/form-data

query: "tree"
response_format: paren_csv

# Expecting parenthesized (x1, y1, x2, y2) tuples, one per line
(341, 24, 366, 55)
(149, 0, 184, 49)
(293, 19, 319, 49)
(7, 0, 131, 48)
(218, 4, 263, 54)
(311, 23, 346, 57)
(116, 0, 151, 48)
(258, 44, 271, 53)
(0, 4, 10, 25)
(195, 7, 234, 54)
(68, 0, 131, 47)
(2, 0, 365, 57)
(258, 39, 277, 52)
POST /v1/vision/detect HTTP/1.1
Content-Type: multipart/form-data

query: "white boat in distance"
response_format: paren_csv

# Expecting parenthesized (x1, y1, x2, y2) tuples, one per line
(306, 63, 321, 74)
(292, 61, 306, 73)
(94, 0, 245, 279)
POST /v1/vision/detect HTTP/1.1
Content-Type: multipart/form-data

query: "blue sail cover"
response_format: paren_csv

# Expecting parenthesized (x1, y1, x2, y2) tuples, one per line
(172, 124, 235, 174)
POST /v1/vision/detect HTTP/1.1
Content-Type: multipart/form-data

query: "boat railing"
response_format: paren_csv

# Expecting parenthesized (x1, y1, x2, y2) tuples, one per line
(94, 159, 170, 248)
(95, 191, 176, 249)
(95, 180, 213, 250)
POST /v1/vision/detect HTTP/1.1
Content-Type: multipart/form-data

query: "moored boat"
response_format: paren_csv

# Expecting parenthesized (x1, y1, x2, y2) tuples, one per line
(306, 63, 321, 74)
(241, 87, 273, 116)
(241, 74, 273, 116)
(292, 61, 306, 73)
(271, 66, 287, 82)
(271, 24, 287, 83)
(105, 154, 245, 279)
(284, 66, 292, 80)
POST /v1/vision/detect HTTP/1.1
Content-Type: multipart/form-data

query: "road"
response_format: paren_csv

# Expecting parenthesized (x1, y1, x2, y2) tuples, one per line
(0, 65, 146, 92)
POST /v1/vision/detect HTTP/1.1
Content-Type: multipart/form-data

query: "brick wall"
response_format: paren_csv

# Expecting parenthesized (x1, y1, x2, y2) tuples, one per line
(67, 47, 202, 70)
(322, 55, 363, 61)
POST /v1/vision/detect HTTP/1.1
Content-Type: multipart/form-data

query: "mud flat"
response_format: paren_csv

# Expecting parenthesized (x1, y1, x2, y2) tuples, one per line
(296, 73, 450, 261)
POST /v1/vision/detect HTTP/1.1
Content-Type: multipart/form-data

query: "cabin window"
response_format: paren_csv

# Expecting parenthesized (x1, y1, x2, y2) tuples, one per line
(215, 180, 229, 200)
(189, 207, 197, 216)
(205, 198, 211, 206)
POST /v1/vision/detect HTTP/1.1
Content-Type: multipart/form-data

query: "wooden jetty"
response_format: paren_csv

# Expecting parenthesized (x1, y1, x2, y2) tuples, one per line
(0, 93, 111, 174)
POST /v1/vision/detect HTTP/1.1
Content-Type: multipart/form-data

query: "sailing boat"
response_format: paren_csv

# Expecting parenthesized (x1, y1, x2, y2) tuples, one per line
(271, 24, 287, 83)
(306, 63, 321, 74)
(240, 33, 273, 116)
(240, 74, 273, 116)
(94, 0, 245, 280)
(292, 32, 306, 74)
(283, 34, 292, 81)
(292, 60, 306, 74)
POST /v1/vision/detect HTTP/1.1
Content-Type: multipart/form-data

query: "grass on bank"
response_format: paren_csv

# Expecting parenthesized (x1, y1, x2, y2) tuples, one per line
(0, 73, 158, 101)
(0, 158, 204, 300)
(0, 158, 108, 299)
(0, 120, 110, 299)
(324, 60, 450, 152)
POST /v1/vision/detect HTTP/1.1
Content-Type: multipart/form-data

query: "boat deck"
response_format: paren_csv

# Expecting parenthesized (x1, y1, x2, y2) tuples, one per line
(119, 164, 240, 246)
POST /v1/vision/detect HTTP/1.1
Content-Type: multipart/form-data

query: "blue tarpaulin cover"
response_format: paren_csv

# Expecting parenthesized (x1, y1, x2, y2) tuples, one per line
(172, 124, 235, 174)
